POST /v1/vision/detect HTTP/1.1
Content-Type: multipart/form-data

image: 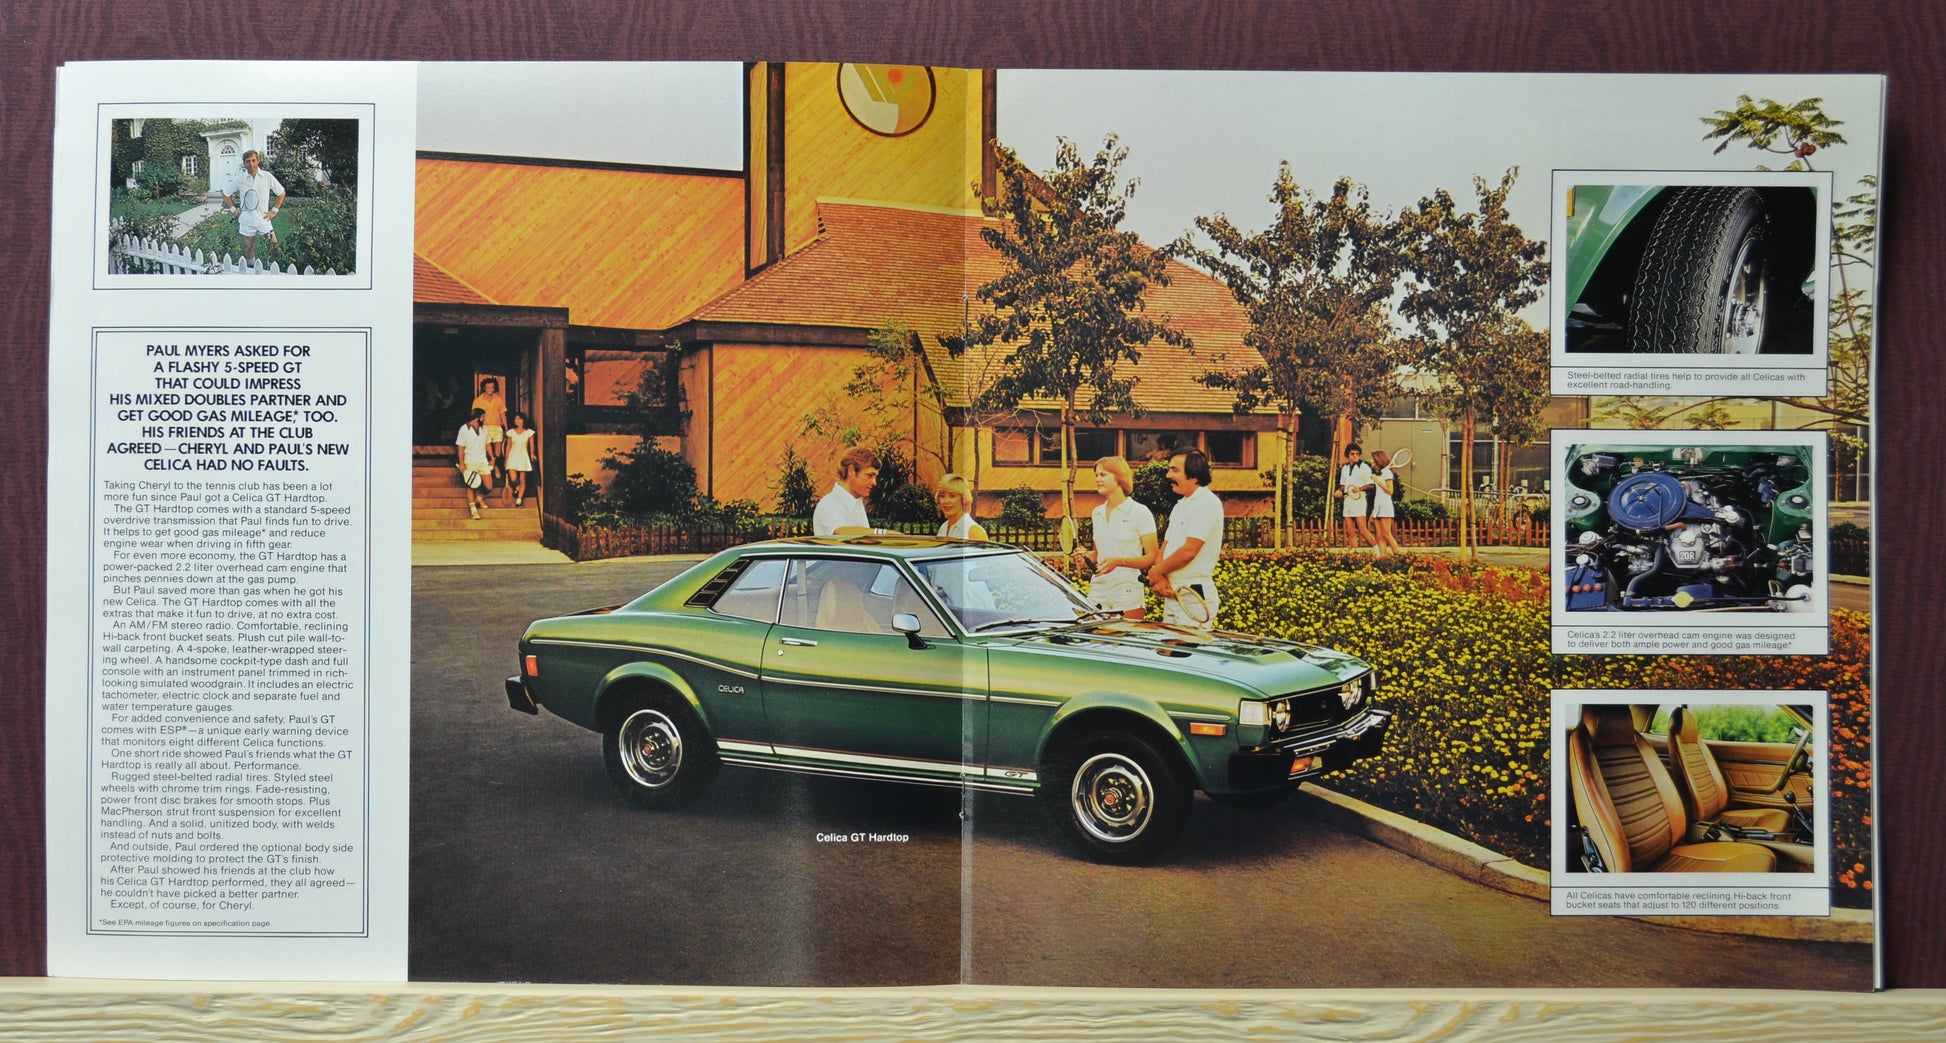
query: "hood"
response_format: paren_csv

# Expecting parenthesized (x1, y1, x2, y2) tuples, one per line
(992, 619, 1368, 696)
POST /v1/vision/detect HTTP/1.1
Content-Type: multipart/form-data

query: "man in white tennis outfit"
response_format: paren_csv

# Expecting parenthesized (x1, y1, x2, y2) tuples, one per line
(1336, 442, 1376, 550)
(221, 149, 286, 265)
(1148, 449, 1223, 628)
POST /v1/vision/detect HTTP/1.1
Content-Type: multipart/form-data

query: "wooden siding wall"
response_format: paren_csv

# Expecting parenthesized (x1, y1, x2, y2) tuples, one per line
(706, 342, 874, 507)
(416, 158, 748, 330)
(781, 64, 982, 255)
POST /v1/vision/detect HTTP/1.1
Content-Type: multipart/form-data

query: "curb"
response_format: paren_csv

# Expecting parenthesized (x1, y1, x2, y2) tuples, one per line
(1301, 785, 1872, 945)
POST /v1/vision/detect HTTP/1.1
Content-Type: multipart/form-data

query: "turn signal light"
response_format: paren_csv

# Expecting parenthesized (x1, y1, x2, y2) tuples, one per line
(524, 655, 540, 677)
(1189, 722, 1227, 737)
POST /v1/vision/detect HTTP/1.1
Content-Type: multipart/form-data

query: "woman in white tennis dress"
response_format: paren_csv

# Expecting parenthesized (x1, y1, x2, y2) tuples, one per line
(1077, 456, 1157, 619)
(503, 412, 536, 507)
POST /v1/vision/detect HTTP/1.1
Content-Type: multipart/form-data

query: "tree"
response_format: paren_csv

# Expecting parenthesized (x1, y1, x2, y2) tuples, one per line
(269, 119, 360, 191)
(1180, 169, 1405, 547)
(801, 322, 954, 476)
(1397, 169, 1549, 555)
(947, 136, 1187, 527)
(1700, 97, 1871, 441)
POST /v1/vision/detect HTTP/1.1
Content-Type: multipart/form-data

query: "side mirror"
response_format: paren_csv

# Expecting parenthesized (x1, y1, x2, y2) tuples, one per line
(892, 613, 927, 650)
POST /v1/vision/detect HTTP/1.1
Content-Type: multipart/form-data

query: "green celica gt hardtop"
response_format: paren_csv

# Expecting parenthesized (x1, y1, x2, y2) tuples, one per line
(506, 535, 1391, 862)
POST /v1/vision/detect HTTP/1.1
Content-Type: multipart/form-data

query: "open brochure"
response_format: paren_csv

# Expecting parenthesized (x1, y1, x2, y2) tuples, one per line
(46, 61, 1883, 988)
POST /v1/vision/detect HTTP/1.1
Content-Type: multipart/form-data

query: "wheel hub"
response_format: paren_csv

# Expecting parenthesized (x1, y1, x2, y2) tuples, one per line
(1073, 753, 1153, 841)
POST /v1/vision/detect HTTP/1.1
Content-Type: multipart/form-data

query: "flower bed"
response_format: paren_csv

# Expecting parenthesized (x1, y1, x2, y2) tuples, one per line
(1162, 550, 1872, 906)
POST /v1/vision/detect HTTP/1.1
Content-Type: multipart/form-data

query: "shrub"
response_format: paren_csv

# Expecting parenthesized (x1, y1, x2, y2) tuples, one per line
(598, 442, 700, 521)
(773, 447, 816, 518)
(878, 481, 940, 524)
(1394, 497, 1451, 523)
(1132, 461, 1178, 520)
(998, 485, 1050, 529)
(278, 188, 357, 273)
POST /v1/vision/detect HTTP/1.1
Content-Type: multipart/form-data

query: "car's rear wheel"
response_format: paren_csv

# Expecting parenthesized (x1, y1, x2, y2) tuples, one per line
(602, 694, 720, 809)
(1043, 730, 1191, 864)
(1628, 186, 1770, 355)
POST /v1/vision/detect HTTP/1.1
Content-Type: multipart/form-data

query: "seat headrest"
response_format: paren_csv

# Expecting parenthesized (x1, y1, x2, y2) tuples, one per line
(1671, 707, 1699, 742)
(1580, 705, 1641, 747)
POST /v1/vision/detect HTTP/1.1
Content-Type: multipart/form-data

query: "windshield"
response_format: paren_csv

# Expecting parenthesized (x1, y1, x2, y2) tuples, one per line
(913, 550, 1096, 632)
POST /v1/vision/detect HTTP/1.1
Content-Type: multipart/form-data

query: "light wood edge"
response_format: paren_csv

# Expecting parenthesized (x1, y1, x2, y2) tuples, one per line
(1, 982, 1943, 1040)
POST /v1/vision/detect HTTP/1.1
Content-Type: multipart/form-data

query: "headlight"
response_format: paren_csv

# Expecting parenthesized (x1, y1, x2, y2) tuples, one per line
(1238, 701, 1267, 727)
(1270, 699, 1292, 732)
(1340, 681, 1362, 710)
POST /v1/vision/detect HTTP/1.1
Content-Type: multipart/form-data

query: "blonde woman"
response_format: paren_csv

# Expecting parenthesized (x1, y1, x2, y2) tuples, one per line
(1078, 456, 1158, 619)
(935, 473, 988, 541)
(1370, 449, 1404, 558)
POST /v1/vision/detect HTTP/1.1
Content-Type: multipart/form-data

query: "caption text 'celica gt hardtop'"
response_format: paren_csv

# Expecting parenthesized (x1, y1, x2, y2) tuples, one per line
(506, 536, 1391, 862)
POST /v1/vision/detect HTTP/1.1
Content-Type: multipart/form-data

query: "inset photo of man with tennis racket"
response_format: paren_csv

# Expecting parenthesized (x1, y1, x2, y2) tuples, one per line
(1147, 449, 1223, 628)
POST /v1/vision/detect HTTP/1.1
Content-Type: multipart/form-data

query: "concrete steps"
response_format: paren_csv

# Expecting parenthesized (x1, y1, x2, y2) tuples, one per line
(413, 450, 540, 543)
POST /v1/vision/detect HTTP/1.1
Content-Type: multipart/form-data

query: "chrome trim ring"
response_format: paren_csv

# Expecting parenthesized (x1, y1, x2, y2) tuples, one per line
(1070, 752, 1154, 844)
(616, 708, 684, 789)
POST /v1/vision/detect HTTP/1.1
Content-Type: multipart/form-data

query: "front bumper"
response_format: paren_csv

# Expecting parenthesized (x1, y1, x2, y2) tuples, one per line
(505, 675, 539, 715)
(1225, 708, 1392, 790)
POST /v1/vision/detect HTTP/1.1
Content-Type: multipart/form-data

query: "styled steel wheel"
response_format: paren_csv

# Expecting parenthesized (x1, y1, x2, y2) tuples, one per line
(1628, 186, 1772, 355)
(602, 696, 719, 809)
(1045, 730, 1190, 864)
(1071, 752, 1156, 843)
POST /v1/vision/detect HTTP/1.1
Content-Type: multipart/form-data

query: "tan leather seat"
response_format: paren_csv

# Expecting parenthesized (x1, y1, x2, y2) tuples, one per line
(813, 578, 872, 633)
(1666, 707, 1793, 833)
(1567, 706, 1775, 872)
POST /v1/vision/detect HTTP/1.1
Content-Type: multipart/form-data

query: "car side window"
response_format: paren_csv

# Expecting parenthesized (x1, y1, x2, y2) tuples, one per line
(785, 559, 949, 638)
(710, 557, 787, 623)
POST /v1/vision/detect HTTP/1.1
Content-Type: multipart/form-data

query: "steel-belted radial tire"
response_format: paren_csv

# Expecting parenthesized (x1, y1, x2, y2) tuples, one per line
(1041, 730, 1192, 864)
(1627, 186, 1771, 354)
(601, 694, 720, 809)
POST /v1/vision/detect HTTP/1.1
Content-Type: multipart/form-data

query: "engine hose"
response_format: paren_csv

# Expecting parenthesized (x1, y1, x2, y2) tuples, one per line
(1624, 545, 1669, 602)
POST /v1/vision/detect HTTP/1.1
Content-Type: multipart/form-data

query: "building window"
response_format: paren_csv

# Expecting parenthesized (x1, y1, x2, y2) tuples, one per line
(1036, 427, 1118, 465)
(1380, 396, 1421, 420)
(1204, 430, 1253, 468)
(993, 428, 1030, 464)
(181, 155, 198, 175)
(1126, 430, 1198, 464)
(130, 159, 145, 174)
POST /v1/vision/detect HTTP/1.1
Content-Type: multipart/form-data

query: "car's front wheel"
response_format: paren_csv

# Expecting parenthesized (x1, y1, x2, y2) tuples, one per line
(1043, 730, 1191, 864)
(602, 695, 720, 809)
(1628, 186, 1770, 354)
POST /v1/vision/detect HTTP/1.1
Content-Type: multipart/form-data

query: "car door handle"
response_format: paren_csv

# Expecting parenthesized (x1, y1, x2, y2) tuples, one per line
(779, 637, 819, 647)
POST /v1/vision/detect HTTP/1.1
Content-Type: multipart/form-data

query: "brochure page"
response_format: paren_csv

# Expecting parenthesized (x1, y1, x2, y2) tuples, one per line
(47, 60, 1881, 990)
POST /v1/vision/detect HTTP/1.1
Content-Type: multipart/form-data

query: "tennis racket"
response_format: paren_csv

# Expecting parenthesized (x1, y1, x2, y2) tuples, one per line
(1172, 583, 1212, 626)
(1059, 514, 1077, 555)
(1391, 447, 1413, 469)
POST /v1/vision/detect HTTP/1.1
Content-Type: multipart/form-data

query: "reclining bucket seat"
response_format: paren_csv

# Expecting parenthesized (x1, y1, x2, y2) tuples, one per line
(1666, 707, 1793, 833)
(1567, 706, 1775, 872)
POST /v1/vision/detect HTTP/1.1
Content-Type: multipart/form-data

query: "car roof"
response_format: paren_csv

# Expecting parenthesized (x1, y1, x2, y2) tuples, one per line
(733, 535, 1020, 560)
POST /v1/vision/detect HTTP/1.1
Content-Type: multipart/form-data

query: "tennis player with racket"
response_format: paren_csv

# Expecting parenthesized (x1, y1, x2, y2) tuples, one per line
(220, 149, 285, 266)
(1146, 449, 1224, 628)
(455, 408, 494, 520)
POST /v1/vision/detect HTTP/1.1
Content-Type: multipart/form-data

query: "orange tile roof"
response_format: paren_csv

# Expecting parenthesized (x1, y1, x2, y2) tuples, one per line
(414, 156, 747, 330)
(691, 200, 1267, 415)
(413, 252, 496, 305)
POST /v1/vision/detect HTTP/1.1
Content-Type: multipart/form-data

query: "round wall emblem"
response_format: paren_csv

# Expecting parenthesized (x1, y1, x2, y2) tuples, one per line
(836, 64, 936, 137)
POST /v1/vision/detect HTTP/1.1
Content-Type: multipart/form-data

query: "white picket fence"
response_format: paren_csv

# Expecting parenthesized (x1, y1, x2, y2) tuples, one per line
(108, 234, 340, 276)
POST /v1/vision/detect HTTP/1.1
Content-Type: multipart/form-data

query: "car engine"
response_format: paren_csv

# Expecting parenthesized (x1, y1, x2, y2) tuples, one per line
(1561, 446, 1815, 611)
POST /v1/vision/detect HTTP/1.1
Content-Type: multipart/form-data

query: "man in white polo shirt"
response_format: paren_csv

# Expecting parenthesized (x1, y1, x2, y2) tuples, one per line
(1147, 449, 1223, 628)
(812, 447, 879, 536)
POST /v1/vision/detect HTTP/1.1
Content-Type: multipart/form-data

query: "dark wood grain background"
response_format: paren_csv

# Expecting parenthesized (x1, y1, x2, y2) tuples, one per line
(4, 0, 1939, 987)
